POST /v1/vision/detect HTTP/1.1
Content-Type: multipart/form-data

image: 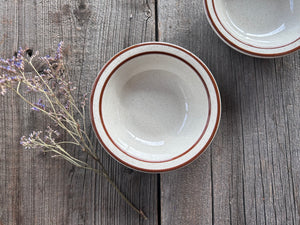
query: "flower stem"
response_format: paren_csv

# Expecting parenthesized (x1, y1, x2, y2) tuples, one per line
(88, 166, 148, 220)
(2, 49, 148, 220)
(82, 149, 147, 219)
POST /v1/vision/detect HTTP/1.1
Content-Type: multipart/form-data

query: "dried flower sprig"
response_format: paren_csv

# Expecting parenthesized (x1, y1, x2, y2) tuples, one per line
(0, 42, 147, 219)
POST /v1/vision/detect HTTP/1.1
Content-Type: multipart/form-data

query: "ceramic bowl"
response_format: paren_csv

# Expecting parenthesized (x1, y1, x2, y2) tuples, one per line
(90, 42, 221, 172)
(204, 0, 300, 57)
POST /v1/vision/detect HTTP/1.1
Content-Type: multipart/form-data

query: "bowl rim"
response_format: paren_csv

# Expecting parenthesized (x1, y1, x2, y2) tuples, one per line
(204, 0, 300, 57)
(99, 51, 212, 164)
(90, 42, 221, 172)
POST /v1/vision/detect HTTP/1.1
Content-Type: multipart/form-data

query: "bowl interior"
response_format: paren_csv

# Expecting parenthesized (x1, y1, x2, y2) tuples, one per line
(101, 53, 210, 162)
(215, 0, 300, 47)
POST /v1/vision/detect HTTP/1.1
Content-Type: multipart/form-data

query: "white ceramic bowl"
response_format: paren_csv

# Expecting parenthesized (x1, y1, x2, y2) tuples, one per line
(204, 0, 300, 57)
(90, 42, 221, 172)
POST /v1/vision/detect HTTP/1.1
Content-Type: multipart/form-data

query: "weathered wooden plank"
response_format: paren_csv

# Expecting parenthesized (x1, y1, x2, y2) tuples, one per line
(157, 2, 216, 224)
(157, 1, 300, 224)
(0, 0, 157, 225)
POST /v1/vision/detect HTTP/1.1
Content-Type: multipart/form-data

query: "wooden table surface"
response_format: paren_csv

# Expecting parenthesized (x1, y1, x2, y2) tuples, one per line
(0, 1, 299, 224)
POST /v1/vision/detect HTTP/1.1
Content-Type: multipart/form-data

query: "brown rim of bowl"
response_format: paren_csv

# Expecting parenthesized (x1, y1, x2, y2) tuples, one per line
(212, 0, 300, 50)
(99, 51, 211, 163)
(90, 42, 221, 172)
(204, 0, 300, 57)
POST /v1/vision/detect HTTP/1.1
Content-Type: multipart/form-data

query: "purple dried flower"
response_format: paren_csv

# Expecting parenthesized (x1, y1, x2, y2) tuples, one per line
(43, 126, 60, 144)
(31, 99, 46, 111)
(17, 48, 23, 57)
(37, 99, 45, 107)
(55, 41, 64, 60)
(81, 93, 88, 107)
(0, 48, 25, 80)
(20, 131, 42, 149)
(31, 107, 40, 111)
(53, 130, 60, 136)
(0, 65, 17, 73)
(20, 136, 31, 149)
(0, 86, 7, 95)
(14, 60, 23, 69)
(46, 126, 53, 133)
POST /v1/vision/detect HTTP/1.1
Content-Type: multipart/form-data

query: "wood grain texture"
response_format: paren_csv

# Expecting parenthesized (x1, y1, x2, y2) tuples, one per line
(0, 0, 157, 224)
(158, 1, 300, 225)
(1, 0, 299, 224)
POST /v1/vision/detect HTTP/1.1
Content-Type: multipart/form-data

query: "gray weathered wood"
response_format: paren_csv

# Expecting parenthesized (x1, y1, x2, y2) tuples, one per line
(158, 1, 300, 225)
(0, 0, 157, 224)
(1, 0, 300, 224)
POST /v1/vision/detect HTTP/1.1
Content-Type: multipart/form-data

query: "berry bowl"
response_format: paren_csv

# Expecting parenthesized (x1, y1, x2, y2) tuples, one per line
(90, 42, 221, 172)
(204, 0, 300, 57)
